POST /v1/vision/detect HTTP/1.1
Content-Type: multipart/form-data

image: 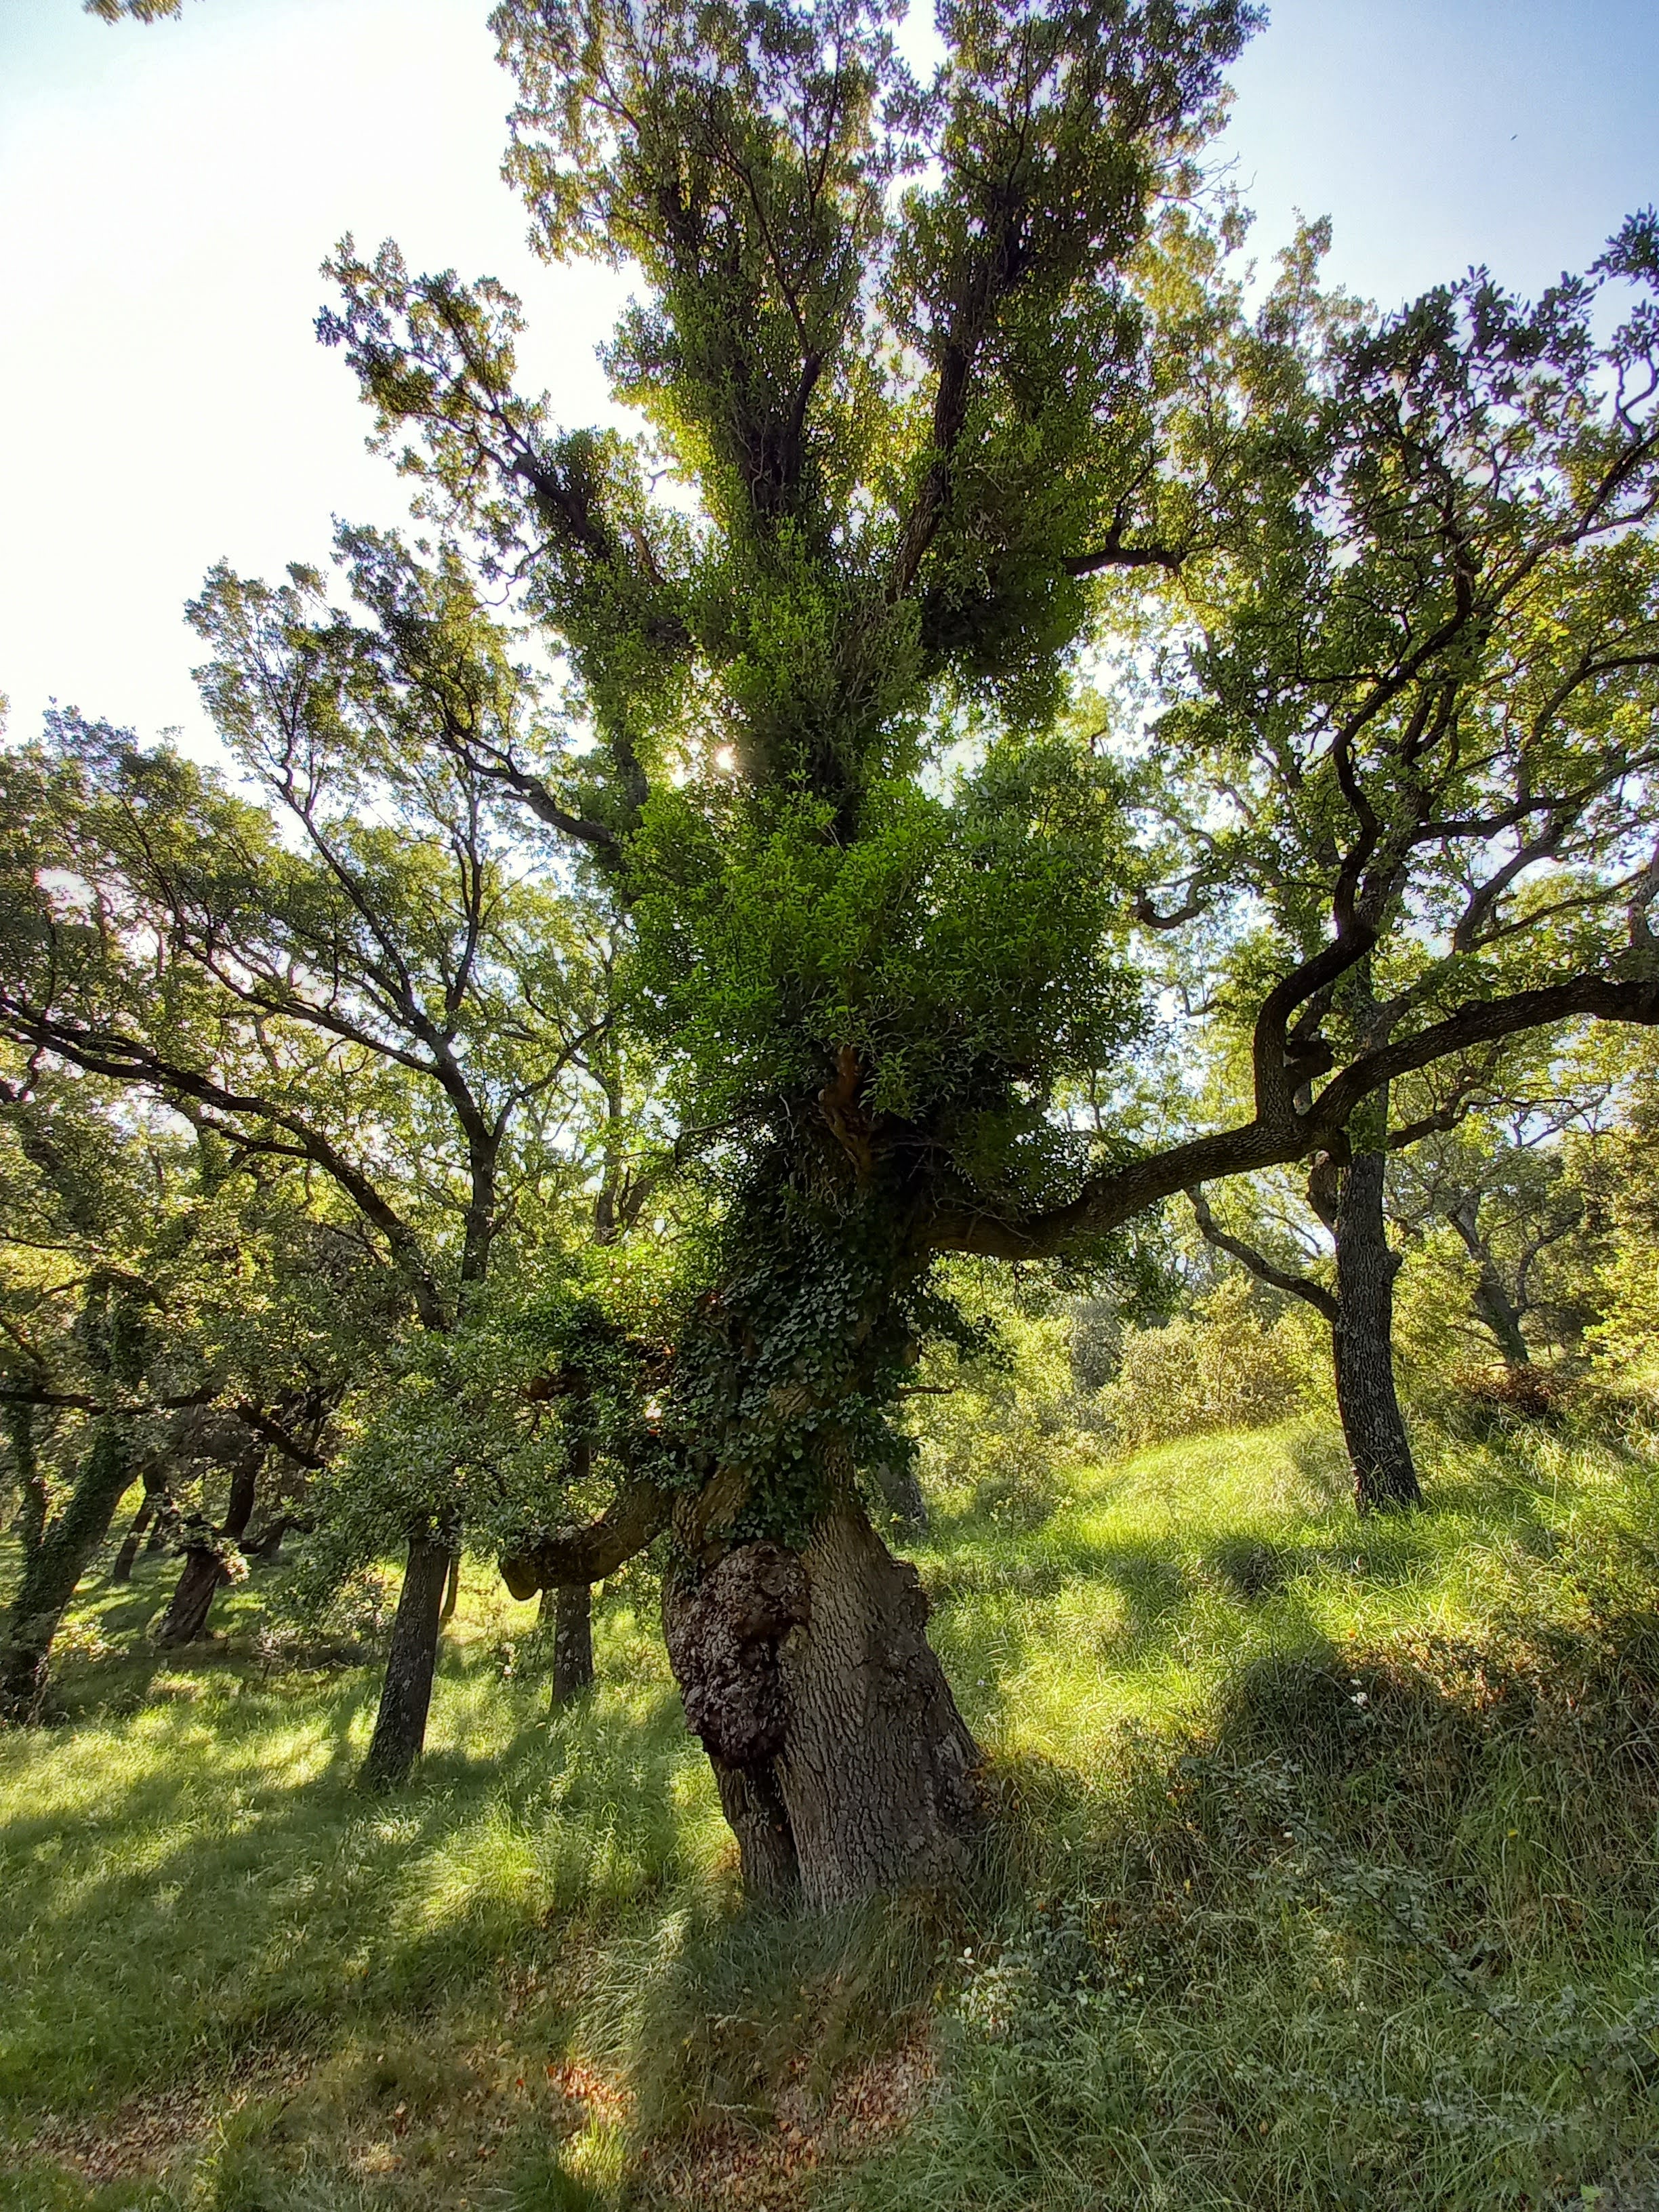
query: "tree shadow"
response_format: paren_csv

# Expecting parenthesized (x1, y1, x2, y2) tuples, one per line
(0, 1663, 708, 2124)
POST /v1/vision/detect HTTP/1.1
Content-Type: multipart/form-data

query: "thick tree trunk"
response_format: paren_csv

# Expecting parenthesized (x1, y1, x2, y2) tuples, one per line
(548, 1582, 594, 1704)
(0, 1421, 131, 1721)
(777, 1494, 981, 1903)
(153, 1542, 225, 1647)
(360, 1532, 451, 1788)
(1332, 1147, 1422, 1513)
(665, 1475, 981, 1907)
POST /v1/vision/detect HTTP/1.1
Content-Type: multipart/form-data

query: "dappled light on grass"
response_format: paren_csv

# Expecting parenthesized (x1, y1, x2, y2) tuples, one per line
(7, 1418, 1659, 2207)
(911, 1418, 1645, 1765)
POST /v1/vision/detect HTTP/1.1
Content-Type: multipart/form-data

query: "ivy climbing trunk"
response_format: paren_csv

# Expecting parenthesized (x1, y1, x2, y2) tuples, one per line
(665, 1443, 981, 1906)
(1332, 1132, 1422, 1513)
(361, 1532, 452, 1788)
(6, 1405, 45, 1561)
(0, 1420, 131, 1720)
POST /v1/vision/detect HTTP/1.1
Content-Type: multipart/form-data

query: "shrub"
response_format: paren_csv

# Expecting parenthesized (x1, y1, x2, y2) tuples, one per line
(1100, 1277, 1317, 1452)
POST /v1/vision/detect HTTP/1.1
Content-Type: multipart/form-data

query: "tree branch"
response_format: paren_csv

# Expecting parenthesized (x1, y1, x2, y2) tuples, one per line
(497, 1477, 672, 1597)
(1187, 1185, 1338, 1320)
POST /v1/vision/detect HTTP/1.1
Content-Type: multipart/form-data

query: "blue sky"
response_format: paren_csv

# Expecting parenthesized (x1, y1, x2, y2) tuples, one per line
(1, 0, 1655, 750)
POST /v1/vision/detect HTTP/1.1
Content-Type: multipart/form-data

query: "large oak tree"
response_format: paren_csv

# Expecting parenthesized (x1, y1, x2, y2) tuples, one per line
(286, 0, 1659, 1903)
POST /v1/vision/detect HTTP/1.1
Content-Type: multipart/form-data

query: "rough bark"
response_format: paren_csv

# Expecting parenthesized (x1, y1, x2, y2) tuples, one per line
(664, 1488, 983, 1907)
(548, 1582, 594, 1704)
(0, 1420, 131, 1720)
(663, 1544, 808, 1900)
(776, 1494, 983, 1903)
(1332, 1148, 1422, 1512)
(711, 1755, 801, 1900)
(360, 1532, 452, 1788)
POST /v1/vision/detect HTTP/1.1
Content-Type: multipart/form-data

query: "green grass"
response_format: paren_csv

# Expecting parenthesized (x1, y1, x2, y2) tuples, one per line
(5, 1416, 1659, 2209)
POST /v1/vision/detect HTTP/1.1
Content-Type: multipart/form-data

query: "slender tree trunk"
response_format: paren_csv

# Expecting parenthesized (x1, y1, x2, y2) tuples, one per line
(1448, 1201, 1531, 1366)
(361, 1532, 451, 1788)
(0, 1421, 131, 1720)
(154, 1441, 264, 1649)
(111, 1481, 161, 1584)
(142, 1496, 177, 1557)
(548, 1582, 594, 1704)
(243, 1513, 295, 1563)
(665, 1451, 981, 1906)
(111, 1510, 151, 1585)
(438, 1549, 461, 1626)
(222, 1448, 261, 1544)
(1332, 1143, 1422, 1513)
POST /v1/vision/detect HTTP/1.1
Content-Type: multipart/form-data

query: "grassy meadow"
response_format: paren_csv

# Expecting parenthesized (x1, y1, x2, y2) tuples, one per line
(6, 1412, 1659, 2209)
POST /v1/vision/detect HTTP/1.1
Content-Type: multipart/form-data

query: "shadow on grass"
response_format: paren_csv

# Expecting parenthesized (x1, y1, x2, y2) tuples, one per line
(0, 1656, 705, 2121)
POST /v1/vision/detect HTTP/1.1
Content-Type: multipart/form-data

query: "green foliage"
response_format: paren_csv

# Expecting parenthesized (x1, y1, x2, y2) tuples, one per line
(293, 1256, 663, 1600)
(631, 735, 1145, 1165)
(1101, 1275, 1324, 1451)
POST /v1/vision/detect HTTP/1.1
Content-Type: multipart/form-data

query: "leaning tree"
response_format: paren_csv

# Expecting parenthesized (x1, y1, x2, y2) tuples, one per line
(270, 0, 1659, 1903)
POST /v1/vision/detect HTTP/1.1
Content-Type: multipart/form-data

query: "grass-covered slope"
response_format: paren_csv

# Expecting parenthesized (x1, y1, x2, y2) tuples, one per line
(5, 1417, 1659, 2209)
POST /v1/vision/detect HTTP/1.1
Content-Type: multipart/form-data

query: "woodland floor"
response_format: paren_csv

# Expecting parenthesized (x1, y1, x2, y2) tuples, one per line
(5, 1414, 1659, 2210)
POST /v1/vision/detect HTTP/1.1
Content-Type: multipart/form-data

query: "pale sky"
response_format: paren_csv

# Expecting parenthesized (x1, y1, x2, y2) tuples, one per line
(1, 0, 1656, 753)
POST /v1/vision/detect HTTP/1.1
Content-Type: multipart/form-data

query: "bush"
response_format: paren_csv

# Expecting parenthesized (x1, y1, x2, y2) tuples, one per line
(904, 1276, 1097, 1529)
(1101, 1277, 1319, 1452)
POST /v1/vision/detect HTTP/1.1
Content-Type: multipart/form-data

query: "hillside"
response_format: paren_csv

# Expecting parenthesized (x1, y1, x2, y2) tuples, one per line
(6, 1414, 1659, 2210)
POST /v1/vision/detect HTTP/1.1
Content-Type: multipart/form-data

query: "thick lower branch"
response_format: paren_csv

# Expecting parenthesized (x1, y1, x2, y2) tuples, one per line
(498, 1478, 671, 1599)
(934, 971, 1659, 1261)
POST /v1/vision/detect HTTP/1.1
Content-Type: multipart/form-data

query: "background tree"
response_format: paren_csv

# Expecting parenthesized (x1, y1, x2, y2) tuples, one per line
(0, 543, 610, 1769)
(0, 1075, 238, 1713)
